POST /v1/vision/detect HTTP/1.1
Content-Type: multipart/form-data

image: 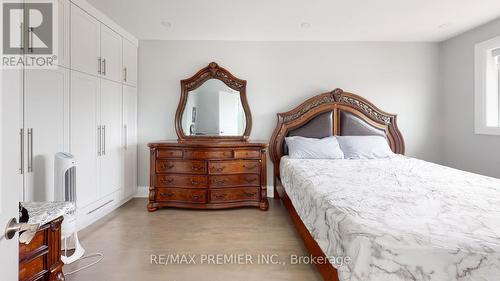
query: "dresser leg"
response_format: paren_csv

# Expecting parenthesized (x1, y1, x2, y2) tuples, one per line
(147, 203, 159, 212)
(259, 199, 269, 211)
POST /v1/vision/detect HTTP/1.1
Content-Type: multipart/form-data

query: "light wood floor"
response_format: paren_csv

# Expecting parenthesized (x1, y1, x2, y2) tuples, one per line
(65, 198, 322, 281)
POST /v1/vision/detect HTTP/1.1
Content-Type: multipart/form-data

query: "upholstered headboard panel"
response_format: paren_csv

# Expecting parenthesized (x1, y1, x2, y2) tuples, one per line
(339, 111, 387, 138)
(284, 111, 334, 153)
(270, 88, 405, 185)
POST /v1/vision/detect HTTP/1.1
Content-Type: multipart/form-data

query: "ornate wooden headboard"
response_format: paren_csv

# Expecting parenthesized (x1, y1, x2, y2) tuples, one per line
(269, 88, 405, 189)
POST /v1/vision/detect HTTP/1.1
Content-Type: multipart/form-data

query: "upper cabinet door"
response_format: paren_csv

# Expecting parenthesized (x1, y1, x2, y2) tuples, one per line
(71, 4, 100, 76)
(24, 68, 69, 202)
(56, 0, 70, 68)
(100, 25, 123, 83)
(122, 39, 137, 87)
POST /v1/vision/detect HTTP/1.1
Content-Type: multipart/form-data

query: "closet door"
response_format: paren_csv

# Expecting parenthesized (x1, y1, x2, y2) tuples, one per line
(100, 25, 122, 83)
(99, 79, 123, 197)
(123, 85, 137, 198)
(71, 71, 100, 208)
(56, 0, 70, 68)
(24, 68, 69, 201)
(122, 39, 137, 86)
(71, 3, 100, 76)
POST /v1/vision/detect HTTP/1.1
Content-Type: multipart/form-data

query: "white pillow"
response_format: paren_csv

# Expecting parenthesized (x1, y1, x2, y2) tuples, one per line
(337, 136, 395, 159)
(285, 136, 344, 159)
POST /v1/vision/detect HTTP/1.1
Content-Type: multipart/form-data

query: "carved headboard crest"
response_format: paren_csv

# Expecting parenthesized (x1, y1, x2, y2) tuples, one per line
(269, 88, 405, 187)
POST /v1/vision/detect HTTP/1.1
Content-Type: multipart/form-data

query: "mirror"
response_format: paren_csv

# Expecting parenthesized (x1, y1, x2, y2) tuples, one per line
(175, 62, 252, 141)
(181, 79, 246, 136)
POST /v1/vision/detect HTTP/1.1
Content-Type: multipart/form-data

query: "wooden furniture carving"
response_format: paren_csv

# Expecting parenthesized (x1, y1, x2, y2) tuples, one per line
(175, 62, 252, 141)
(269, 88, 405, 281)
(19, 216, 65, 281)
(148, 141, 269, 211)
(148, 62, 268, 211)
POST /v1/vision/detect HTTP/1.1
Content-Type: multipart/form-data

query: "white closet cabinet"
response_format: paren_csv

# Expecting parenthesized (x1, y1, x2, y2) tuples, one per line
(100, 26, 123, 83)
(70, 71, 100, 208)
(123, 85, 137, 198)
(99, 79, 123, 197)
(70, 4, 100, 76)
(122, 39, 137, 86)
(56, 0, 71, 68)
(23, 68, 69, 202)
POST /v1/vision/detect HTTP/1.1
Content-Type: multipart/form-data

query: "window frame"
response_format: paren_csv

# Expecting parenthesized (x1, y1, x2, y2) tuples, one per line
(474, 36, 500, 135)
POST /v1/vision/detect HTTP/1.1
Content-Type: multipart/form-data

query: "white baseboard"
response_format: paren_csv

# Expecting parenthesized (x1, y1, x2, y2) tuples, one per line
(135, 185, 274, 198)
(135, 186, 149, 198)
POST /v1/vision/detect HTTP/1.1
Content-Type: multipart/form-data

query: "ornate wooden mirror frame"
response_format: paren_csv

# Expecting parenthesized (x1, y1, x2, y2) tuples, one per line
(175, 62, 252, 141)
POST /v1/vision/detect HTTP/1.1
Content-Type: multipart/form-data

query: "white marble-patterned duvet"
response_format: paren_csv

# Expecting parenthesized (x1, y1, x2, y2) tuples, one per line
(280, 155, 500, 281)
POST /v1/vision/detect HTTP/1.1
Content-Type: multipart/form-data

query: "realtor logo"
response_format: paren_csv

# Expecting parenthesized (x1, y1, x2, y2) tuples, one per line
(1, 0, 58, 68)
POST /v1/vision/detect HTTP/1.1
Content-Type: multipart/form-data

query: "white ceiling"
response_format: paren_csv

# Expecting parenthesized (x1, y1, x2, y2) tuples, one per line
(86, 0, 500, 42)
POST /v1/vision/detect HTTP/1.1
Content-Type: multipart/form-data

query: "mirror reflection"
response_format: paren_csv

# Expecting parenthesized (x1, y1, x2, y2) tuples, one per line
(182, 79, 246, 136)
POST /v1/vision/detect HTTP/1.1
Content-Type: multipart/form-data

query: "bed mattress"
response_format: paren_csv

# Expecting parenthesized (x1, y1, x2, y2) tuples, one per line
(280, 155, 500, 281)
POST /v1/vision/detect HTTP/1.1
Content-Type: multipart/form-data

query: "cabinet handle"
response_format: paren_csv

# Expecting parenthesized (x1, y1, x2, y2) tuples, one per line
(19, 129, 24, 174)
(20, 23, 24, 50)
(191, 165, 204, 171)
(124, 124, 128, 150)
(123, 67, 127, 82)
(97, 126, 101, 156)
(211, 166, 225, 172)
(215, 194, 226, 200)
(243, 192, 257, 198)
(161, 192, 174, 198)
(102, 59, 106, 76)
(161, 177, 174, 185)
(27, 128, 33, 173)
(243, 164, 258, 170)
(214, 179, 226, 185)
(98, 57, 102, 74)
(192, 195, 201, 201)
(102, 125, 106, 155)
(191, 180, 200, 185)
(160, 163, 174, 170)
(244, 177, 256, 183)
(28, 27, 34, 53)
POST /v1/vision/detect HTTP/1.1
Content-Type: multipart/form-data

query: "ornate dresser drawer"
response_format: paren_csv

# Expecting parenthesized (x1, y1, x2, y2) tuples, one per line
(208, 160, 260, 175)
(157, 188, 207, 203)
(156, 159, 206, 174)
(209, 187, 260, 203)
(148, 141, 268, 211)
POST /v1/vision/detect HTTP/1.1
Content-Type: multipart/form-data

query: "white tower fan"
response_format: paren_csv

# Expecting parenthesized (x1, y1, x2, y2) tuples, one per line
(55, 152, 85, 264)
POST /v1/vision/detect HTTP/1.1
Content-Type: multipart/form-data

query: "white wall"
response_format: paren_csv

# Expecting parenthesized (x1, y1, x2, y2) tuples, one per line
(440, 18, 500, 178)
(138, 41, 442, 194)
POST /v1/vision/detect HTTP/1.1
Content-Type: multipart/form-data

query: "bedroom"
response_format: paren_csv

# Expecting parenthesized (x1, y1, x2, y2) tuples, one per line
(1, 0, 500, 280)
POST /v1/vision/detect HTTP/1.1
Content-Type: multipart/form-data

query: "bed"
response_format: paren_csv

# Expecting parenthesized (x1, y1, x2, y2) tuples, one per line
(269, 89, 500, 281)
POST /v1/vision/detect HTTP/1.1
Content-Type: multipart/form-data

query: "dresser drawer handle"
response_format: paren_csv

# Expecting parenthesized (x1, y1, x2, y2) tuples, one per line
(161, 178, 174, 185)
(191, 165, 204, 171)
(215, 194, 227, 200)
(243, 192, 257, 198)
(211, 166, 225, 172)
(160, 163, 175, 170)
(192, 195, 202, 201)
(191, 180, 200, 185)
(160, 192, 174, 198)
(214, 179, 227, 185)
(244, 177, 256, 183)
(243, 164, 258, 170)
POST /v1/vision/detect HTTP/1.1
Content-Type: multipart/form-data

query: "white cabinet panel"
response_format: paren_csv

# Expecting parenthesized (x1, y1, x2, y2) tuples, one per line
(100, 25, 122, 83)
(71, 71, 100, 208)
(122, 39, 137, 86)
(24, 68, 69, 201)
(71, 4, 100, 76)
(123, 85, 137, 198)
(56, 0, 70, 68)
(99, 80, 122, 197)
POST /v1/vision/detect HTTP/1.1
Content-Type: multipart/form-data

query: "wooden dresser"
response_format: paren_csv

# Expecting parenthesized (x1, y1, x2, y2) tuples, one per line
(19, 216, 64, 281)
(147, 141, 269, 211)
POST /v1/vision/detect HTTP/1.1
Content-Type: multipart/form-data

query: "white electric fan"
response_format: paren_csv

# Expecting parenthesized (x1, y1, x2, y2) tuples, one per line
(55, 152, 85, 264)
